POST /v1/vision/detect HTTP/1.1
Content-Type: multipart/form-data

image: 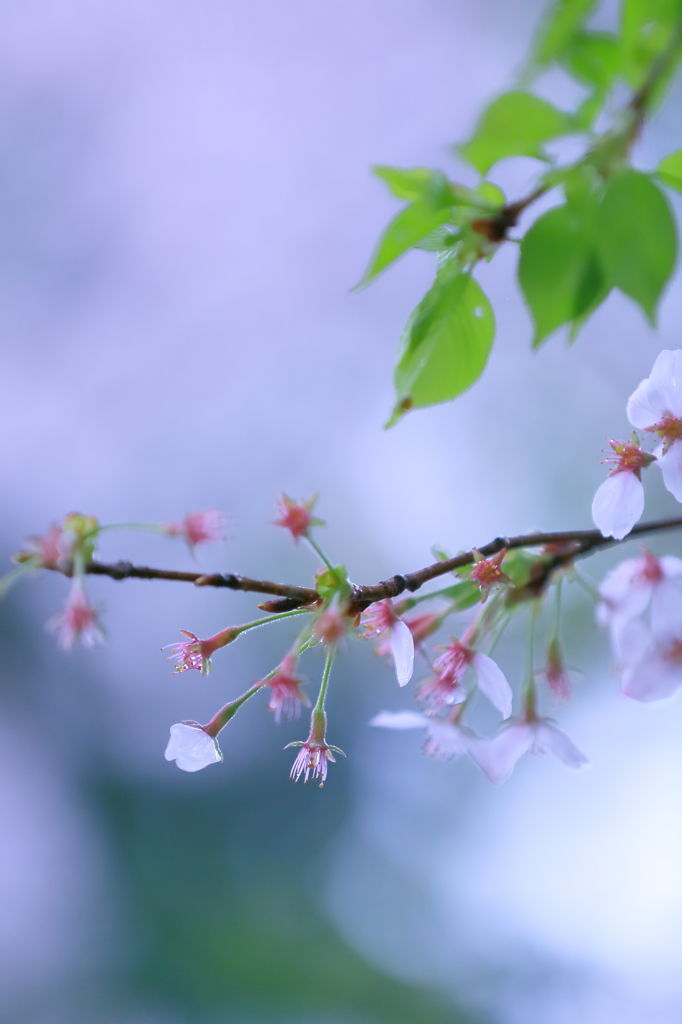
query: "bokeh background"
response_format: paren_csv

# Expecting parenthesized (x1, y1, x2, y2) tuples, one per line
(1, 1, 682, 1021)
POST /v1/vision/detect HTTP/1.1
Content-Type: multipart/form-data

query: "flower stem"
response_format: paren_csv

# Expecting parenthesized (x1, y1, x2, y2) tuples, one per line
(313, 646, 335, 714)
(306, 534, 335, 572)
(203, 683, 263, 736)
(234, 607, 311, 637)
(523, 600, 540, 718)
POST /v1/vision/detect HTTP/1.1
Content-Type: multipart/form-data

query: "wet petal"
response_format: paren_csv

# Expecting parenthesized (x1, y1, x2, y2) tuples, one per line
(369, 710, 427, 730)
(592, 471, 644, 540)
(532, 721, 589, 770)
(471, 652, 513, 718)
(658, 441, 682, 502)
(390, 619, 415, 687)
(164, 723, 222, 772)
(471, 723, 534, 784)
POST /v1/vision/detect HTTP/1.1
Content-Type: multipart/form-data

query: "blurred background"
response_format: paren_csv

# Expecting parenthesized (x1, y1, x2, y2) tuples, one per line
(1, 0, 682, 1021)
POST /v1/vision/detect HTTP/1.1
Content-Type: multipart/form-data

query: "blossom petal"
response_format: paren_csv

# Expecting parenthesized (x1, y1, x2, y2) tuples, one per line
(591, 471, 644, 540)
(658, 441, 682, 502)
(471, 723, 534, 784)
(597, 557, 651, 628)
(424, 719, 474, 759)
(369, 710, 428, 730)
(650, 577, 682, 636)
(621, 650, 682, 703)
(471, 652, 513, 718)
(390, 619, 415, 687)
(646, 350, 682, 419)
(532, 721, 589, 770)
(164, 723, 222, 772)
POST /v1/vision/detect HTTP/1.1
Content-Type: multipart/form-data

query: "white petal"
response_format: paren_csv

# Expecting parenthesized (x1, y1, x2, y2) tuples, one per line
(532, 721, 589, 770)
(658, 441, 682, 502)
(612, 614, 651, 665)
(645, 350, 682, 419)
(424, 720, 473, 759)
(626, 351, 679, 427)
(369, 710, 427, 730)
(660, 555, 682, 580)
(390, 619, 414, 687)
(650, 577, 682, 636)
(164, 723, 222, 772)
(471, 652, 513, 718)
(591, 472, 644, 540)
(621, 651, 682, 703)
(470, 723, 534, 784)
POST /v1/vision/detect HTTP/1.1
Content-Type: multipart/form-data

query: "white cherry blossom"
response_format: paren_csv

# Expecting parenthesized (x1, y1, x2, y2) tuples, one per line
(473, 716, 589, 785)
(164, 723, 223, 772)
(627, 349, 682, 501)
(591, 437, 653, 539)
(597, 548, 682, 642)
(369, 710, 482, 761)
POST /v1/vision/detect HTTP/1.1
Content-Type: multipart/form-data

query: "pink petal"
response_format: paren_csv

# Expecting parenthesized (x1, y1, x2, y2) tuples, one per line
(471, 652, 512, 718)
(532, 721, 589, 770)
(591, 471, 644, 540)
(369, 710, 428, 730)
(390, 619, 415, 687)
(471, 723, 534, 784)
(658, 441, 682, 502)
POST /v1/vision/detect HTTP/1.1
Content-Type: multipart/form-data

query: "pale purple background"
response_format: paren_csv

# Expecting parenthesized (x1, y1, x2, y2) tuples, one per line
(1, 1, 682, 1022)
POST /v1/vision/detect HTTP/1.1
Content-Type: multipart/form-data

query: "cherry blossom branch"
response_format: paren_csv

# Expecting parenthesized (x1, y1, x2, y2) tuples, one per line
(41, 514, 682, 612)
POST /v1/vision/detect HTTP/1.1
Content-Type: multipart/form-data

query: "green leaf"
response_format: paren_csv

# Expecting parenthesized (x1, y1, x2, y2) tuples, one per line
(373, 166, 454, 205)
(457, 92, 574, 175)
(387, 266, 494, 426)
(621, 0, 682, 92)
(315, 565, 352, 602)
(359, 201, 453, 286)
(437, 580, 482, 610)
(657, 149, 682, 193)
(564, 31, 622, 87)
(373, 165, 437, 201)
(531, 0, 597, 67)
(519, 202, 608, 346)
(595, 169, 677, 323)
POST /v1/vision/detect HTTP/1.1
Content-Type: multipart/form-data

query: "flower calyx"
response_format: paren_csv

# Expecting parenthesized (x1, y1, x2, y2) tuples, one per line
(286, 709, 344, 787)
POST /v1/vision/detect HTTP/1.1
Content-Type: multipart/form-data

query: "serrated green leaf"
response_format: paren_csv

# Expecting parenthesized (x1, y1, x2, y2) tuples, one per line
(457, 92, 574, 175)
(519, 203, 608, 346)
(387, 266, 494, 425)
(658, 149, 682, 193)
(358, 201, 453, 286)
(621, 0, 682, 93)
(532, 0, 597, 67)
(595, 169, 677, 324)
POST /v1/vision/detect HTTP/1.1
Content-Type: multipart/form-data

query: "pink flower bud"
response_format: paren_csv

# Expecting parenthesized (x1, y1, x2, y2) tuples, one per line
(272, 493, 320, 542)
(48, 582, 104, 650)
(313, 608, 348, 646)
(164, 509, 228, 550)
(265, 653, 310, 723)
(164, 626, 238, 676)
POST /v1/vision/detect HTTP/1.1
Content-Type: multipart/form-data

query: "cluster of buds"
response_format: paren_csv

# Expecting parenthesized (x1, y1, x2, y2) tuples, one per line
(592, 350, 682, 539)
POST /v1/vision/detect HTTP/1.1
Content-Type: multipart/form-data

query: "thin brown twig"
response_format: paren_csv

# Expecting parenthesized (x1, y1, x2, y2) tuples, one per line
(42, 515, 682, 613)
